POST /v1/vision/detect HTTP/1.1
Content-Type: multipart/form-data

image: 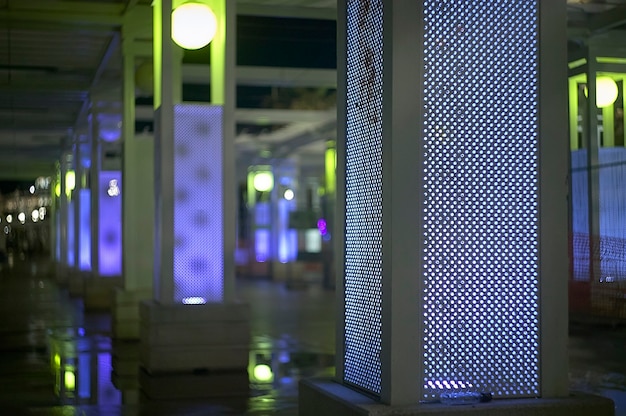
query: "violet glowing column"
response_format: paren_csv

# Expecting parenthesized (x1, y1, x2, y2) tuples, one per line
(140, 0, 248, 377)
(301, 1, 608, 414)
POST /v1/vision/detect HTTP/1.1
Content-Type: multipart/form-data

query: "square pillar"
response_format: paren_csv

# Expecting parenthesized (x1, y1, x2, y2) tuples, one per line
(113, 6, 155, 339)
(140, 0, 249, 385)
(300, 0, 614, 414)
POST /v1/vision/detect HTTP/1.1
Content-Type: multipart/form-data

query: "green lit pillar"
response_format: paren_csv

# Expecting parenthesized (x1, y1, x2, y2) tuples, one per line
(140, 0, 248, 387)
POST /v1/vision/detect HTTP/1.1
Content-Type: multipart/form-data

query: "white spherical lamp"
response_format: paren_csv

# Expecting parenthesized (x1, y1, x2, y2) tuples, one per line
(585, 76, 619, 108)
(253, 171, 274, 192)
(171, 2, 218, 50)
(595, 76, 618, 108)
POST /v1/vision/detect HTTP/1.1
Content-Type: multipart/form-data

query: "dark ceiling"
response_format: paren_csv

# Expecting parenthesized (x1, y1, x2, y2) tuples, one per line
(0, 0, 625, 192)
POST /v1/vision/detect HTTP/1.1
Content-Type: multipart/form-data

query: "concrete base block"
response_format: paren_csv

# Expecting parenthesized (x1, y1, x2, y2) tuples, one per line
(112, 288, 152, 340)
(299, 379, 615, 416)
(139, 300, 250, 374)
(84, 276, 122, 311)
(139, 367, 249, 400)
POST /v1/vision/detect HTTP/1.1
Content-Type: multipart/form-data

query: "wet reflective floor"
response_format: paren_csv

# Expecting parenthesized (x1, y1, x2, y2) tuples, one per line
(0, 257, 625, 415)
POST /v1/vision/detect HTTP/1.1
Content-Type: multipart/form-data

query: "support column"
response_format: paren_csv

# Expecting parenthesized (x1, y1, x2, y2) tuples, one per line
(56, 149, 71, 285)
(300, 1, 613, 414)
(69, 133, 90, 297)
(140, 0, 249, 398)
(113, 6, 155, 340)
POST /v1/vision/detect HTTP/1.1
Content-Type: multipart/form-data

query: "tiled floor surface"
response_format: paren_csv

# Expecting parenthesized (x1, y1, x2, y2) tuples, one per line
(0, 257, 624, 415)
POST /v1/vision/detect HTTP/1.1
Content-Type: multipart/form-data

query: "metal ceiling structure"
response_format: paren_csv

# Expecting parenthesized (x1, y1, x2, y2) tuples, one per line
(0, 0, 625, 184)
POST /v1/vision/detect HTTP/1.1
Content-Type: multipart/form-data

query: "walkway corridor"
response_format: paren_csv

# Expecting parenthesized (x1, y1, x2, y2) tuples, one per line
(0, 257, 624, 415)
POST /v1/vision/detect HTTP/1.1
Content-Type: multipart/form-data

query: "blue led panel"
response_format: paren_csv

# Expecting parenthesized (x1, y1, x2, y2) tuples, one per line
(173, 104, 223, 303)
(67, 200, 75, 266)
(99, 171, 122, 276)
(79, 189, 91, 271)
(343, 0, 383, 395)
(421, 1, 539, 399)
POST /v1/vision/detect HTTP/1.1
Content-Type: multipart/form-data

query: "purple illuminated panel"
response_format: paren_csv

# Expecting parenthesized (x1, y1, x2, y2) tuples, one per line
(255, 229, 270, 262)
(99, 171, 122, 276)
(67, 200, 75, 266)
(173, 104, 223, 302)
(79, 189, 91, 271)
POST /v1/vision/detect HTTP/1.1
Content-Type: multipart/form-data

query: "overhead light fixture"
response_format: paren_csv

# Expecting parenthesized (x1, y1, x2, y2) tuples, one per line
(171, 2, 218, 50)
(584, 76, 619, 108)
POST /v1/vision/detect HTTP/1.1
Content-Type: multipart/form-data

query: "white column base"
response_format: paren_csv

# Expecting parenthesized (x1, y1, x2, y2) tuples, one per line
(139, 300, 250, 374)
(112, 287, 153, 340)
(299, 379, 615, 416)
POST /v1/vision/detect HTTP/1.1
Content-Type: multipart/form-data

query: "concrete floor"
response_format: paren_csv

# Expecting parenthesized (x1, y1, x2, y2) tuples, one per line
(0, 256, 624, 415)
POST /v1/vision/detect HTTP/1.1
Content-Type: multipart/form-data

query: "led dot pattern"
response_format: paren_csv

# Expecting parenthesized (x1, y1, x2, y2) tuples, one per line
(343, 0, 383, 395)
(421, 1, 540, 399)
(173, 104, 224, 303)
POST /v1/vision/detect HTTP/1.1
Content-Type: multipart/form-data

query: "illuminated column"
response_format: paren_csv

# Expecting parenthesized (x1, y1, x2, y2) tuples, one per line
(57, 151, 70, 284)
(300, 1, 612, 414)
(141, 0, 248, 380)
(113, 8, 155, 340)
(69, 133, 90, 297)
(89, 113, 101, 279)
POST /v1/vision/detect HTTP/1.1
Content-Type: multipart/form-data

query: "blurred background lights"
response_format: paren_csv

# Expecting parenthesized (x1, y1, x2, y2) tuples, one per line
(253, 364, 273, 382)
(18, 212, 26, 224)
(6, 215, 12, 224)
(64, 369, 75, 392)
(107, 179, 120, 197)
(283, 188, 294, 200)
(31, 209, 40, 222)
(253, 171, 274, 192)
(171, 2, 218, 50)
(29, 185, 35, 194)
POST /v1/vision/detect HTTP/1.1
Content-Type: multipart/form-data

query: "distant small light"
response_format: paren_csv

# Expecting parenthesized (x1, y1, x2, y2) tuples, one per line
(6, 215, 12, 224)
(283, 189, 294, 201)
(29, 185, 35, 194)
(317, 218, 328, 236)
(18, 212, 26, 224)
(182, 296, 207, 305)
(32, 209, 40, 222)
(107, 179, 120, 197)
(253, 364, 273, 382)
(64, 369, 75, 392)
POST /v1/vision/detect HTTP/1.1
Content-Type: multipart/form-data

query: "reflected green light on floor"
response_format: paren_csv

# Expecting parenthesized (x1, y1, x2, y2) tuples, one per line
(64, 369, 76, 392)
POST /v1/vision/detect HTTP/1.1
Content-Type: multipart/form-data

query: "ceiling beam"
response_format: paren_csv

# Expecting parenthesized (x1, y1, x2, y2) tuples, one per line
(589, 6, 626, 34)
(237, 3, 336, 20)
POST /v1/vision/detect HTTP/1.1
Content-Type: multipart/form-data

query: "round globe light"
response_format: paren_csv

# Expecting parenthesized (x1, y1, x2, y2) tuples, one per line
(171, 3, 218, 50)
(253, 171, 274, 192)
(585, 76, 619, 108)
(253, 364, 273, 382)
(596, 76, 618, 108)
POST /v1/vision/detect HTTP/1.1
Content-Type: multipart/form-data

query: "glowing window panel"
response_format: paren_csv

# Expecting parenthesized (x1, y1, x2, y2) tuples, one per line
(79, 189, 91, 271)
(255, 229, 270, 262)
(173, 104, 223, 303)
(67, 201, 75, 266)
(421, 1, 539, 399)
(343, 0, 383, 395)
(99, 171, 122, 276)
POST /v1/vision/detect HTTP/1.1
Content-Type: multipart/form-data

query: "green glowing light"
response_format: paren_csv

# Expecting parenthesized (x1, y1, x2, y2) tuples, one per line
(253, 171, 274, 192)
(64, 369, 75, 391)
(253, 364, 273, 382)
